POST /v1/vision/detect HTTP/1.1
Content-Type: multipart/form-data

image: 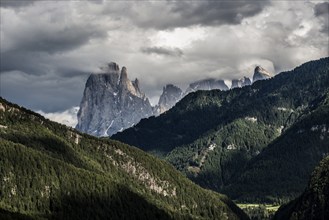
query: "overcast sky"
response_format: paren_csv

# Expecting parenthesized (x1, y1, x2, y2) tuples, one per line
(1, 0, 328, 114)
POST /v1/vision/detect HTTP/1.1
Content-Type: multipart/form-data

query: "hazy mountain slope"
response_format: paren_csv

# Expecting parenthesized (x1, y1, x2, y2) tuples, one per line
(223, 93, 329, 203)
(274, 156, 329, 220)
(0, 97, 248, 220)
(185, 78, 229, 94)
(112, 57, 329, 202)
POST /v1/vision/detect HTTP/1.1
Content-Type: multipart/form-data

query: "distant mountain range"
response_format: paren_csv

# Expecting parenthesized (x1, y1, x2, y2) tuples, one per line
(76, 63, 273, 136)
(113, 57, 329, 203)
(0, 97, 248, 220)
(1, 57, 328, 220)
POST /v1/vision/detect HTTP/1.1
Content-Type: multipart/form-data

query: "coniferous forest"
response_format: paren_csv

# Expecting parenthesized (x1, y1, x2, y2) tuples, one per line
(113, 57, 329, 204)
(0, 97, 248, 219)
(1, 57, 329, 220)
(1, 0, 329, 219)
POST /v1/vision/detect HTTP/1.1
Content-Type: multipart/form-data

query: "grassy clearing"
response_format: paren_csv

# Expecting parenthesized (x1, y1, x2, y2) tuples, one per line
(237, 203, 280, 211)
(236, 203, 280, 220)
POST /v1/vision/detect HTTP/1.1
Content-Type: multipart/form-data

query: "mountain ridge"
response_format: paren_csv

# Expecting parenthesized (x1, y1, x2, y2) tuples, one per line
(76, 63, 273, 137)
(76, 63, 153, 137)
(113, 57, 329, 203)
(0, 96, 249, 219)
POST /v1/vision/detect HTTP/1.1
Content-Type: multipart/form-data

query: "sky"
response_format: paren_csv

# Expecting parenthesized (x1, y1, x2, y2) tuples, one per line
(0, 0, 328, 119)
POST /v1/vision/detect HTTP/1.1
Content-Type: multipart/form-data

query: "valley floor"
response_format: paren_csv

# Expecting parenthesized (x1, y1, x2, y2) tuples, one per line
(237, 203, 280, 220)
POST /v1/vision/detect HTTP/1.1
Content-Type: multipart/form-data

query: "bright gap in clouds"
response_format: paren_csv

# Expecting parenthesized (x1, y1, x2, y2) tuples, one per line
(150, 27, 207, 49)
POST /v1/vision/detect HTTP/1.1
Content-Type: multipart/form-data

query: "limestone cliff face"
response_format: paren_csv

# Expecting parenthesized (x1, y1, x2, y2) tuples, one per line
(155, 84, 183, 115)
(76, 63, 273, 136)
(76, 62, 153, 136)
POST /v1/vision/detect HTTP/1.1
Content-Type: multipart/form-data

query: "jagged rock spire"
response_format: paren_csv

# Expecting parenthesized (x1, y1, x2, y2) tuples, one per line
(155, 84, 183, 115)
(253, 66, 272, 82)
(76, 62, 153, 137)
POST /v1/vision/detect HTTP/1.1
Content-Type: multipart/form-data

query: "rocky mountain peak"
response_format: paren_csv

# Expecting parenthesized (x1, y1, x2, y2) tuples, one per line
(77, 62, 274, 136)
(76, 62, 153, 137)
(134, 78, 140, 87)
(253, 66, 272, 82)
(118, 66, 144, 98)
(120, 66, 128, 81)
(155, 84, 183, 115)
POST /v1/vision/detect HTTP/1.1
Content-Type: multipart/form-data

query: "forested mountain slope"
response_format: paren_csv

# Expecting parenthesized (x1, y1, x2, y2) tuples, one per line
(274, 156, 329, 220)
(0, 97, 248, 220)
(113, 57, 329, 202)
(223, 93, 329, 202)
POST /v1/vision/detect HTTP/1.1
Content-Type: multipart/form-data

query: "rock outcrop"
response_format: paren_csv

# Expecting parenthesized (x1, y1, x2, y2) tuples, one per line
(253, 66, 272, 82)
(155, 84, 183, 115)
(231, 77, 251, 88)
(76, 62, 153, 136)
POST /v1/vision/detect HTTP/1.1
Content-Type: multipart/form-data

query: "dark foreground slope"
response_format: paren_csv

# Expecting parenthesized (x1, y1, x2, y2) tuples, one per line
(274, 156, 329, 220)
(113, 57, 329, 202)
(0, 97, 248, 220)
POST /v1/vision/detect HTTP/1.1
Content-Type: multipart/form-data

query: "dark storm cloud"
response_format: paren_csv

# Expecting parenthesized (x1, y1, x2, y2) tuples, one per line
(0, 50, 95, 77)
(0, 0, 37, 8)
(56, 69, 92, 78)
(1, 2, 108, 76)
(0, 0, 103, 8)
(314, 2, 329, 33)
(141, 46, 183, 57)
(314, 2, 329, 16)
(1, 56, 94, 77)
(6, 24, 107, 54)
(0, 51, 45, 75)
(0, 0, 328, 115)
(125, 0, 270, 29)
(172, 0, 270, 26)
(0, 70, 88, 112)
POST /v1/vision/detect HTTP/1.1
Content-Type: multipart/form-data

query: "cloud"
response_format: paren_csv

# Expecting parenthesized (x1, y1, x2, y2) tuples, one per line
(141, 46, 183, 57)
(169, 0, 270, 27)
(314, 2, 329, 33)
(314, 2, 329, 16)
(0, 70, 88, 112)
(0, 1, 114, 78)
(1, 3, 108, 54)
(37, 106, 79, 128)
(0, 0, 37, 8)
(101, 0, 270, 30)
(0, 0, 328, 113)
